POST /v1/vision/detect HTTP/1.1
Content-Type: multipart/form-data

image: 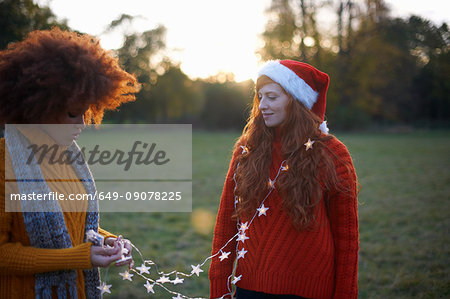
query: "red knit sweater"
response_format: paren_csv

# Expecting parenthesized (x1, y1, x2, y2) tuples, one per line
(209, 136, 359, 299)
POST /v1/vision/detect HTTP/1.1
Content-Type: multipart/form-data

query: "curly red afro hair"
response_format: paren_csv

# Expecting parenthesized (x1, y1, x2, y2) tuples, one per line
(0, 27, 139, 125)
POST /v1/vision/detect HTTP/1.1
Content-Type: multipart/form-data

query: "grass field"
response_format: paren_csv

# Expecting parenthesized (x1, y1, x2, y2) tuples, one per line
(99, 131, 450, 298)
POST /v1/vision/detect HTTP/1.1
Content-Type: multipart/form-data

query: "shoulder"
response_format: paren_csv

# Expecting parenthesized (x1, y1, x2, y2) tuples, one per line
(323, 135, 348, 152)
(322, 135, 356, 177)
(323, 135, 352, 161)
(230, 138, 248, 160)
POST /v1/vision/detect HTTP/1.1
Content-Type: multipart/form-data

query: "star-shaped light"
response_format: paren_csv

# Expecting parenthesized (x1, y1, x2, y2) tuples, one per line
(239, 221, 249, 232)
(144, 280, 155, 294)
(156, 275, 171, 284)
(257, 204, 269, 216)
(236, 233, 249, 243)
(172, 294, 183, 299)
(219, 251, 231, 261)
(237, 248, 247, 259)
(304, 138, 315, 151)
(231, 275, 242, 284)
(268, 178, 275, 188)
(119, 270, 133, 281)
(172, 276, 184, 285)
(136, 263, 151, 274)
(97, 282, 112, 295)
(240, 145, 248, 154)
(191, 264, 203, 277)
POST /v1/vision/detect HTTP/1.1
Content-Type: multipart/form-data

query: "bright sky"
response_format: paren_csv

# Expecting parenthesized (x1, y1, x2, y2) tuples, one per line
(41, 0, 449, 82)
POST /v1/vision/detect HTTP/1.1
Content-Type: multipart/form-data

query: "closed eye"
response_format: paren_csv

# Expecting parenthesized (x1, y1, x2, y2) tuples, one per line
(258, 93, 278, 100)
(67, 112, 79, 118)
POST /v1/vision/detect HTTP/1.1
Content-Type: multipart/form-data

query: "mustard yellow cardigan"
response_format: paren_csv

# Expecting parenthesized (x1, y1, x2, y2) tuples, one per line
(0, 137, 116, 298)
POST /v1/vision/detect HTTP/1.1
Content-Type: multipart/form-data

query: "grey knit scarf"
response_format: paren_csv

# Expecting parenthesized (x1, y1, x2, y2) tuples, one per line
(5, 125, 101, 299)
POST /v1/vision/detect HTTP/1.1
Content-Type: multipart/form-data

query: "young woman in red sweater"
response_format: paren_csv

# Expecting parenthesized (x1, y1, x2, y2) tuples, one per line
(209, 60, 359, 299)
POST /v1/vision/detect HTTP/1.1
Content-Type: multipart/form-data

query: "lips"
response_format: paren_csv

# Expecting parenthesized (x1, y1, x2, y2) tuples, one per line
(262, 113, 273, 118)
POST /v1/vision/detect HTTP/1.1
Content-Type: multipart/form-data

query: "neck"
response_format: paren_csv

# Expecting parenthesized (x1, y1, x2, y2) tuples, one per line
(273, 127, 283, 143)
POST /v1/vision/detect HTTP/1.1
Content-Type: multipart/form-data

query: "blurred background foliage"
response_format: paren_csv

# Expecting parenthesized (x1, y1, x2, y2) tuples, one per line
(0, 0, 448, 131)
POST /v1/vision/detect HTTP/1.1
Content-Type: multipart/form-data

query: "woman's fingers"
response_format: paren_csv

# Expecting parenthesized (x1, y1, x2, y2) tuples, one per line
(123, 240, 132, 256)
(114, 258, 133, 267)
(90, 243, 122, 267)
(103, 242, 121, 256)
(114, 241, 133, 267)
(104, 237, 116, 247)
(90, 237, 134, 268)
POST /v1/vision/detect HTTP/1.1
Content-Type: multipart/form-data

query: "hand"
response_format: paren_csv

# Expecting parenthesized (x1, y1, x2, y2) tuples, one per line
(90, 242, 121, 268)
(105, 235, 134, 269)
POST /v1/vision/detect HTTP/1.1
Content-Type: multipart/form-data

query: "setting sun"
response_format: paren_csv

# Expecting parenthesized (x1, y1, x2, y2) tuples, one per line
(47, 0, 269, 82)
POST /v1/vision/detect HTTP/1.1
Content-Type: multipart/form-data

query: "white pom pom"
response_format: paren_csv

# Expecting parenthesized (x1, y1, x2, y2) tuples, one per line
(319, 121, 329, 134)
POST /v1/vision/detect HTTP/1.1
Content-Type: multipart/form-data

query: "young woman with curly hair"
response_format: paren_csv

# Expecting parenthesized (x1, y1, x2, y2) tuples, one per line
(209, 60, 359, 299)
(0, 27, 139, 298)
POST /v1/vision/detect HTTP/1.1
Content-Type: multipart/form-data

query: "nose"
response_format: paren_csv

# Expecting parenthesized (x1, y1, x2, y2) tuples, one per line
(259, 97, 268, 111)
(74, 114, 85, 129)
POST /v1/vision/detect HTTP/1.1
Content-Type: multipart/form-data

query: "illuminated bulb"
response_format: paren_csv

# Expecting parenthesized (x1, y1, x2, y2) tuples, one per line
(304, 138, 315, 151)
(97, 282, 112, 294)
(231, 275, 242, 284)
(119, 270, 133, 281)
(239, 221, 249, 232)
(144, 281, 155, 294)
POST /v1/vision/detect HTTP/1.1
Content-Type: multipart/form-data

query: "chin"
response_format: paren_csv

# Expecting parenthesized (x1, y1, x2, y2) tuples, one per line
(264, 121, 279, 128)
(58, 138, 75, 146)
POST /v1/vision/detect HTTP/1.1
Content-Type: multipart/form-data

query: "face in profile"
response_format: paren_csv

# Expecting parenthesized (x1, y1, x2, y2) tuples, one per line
(41, 103, 89, 146)
(258, 83, 290, 128)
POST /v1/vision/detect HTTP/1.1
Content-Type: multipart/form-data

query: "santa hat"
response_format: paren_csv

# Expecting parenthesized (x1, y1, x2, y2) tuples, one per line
(257, 60, 330, 134)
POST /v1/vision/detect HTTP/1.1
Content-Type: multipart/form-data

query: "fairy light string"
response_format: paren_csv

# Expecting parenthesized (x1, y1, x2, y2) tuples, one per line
(99, 140, 311, 298)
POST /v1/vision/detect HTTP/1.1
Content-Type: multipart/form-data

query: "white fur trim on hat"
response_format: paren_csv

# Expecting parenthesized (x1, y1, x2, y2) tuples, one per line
(319, 120, 329, 134)
(257, 60, 318, 109)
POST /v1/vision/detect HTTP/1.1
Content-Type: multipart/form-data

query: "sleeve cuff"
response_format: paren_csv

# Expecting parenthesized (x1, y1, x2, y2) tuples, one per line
(98, 227, 117, 240)
(35, 242, 93, 272)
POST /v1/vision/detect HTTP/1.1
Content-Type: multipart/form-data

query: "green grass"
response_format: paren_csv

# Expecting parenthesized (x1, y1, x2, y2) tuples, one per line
(99, 131, 450, 298)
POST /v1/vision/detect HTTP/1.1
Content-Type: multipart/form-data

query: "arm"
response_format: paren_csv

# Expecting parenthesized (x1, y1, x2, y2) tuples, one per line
(327, 140, 359, 299)
(0, 197, 93, 275)
(209, 150, 240, 298)
(0, 191, 125, 275)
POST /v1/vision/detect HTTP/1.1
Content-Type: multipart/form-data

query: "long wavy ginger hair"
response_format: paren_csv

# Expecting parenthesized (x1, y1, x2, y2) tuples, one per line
(233, 76, 346, 230)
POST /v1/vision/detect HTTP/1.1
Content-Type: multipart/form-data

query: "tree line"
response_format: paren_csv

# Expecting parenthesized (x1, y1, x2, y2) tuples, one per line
(259, 0, 449, 129)
(1, 0, 448, 130)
